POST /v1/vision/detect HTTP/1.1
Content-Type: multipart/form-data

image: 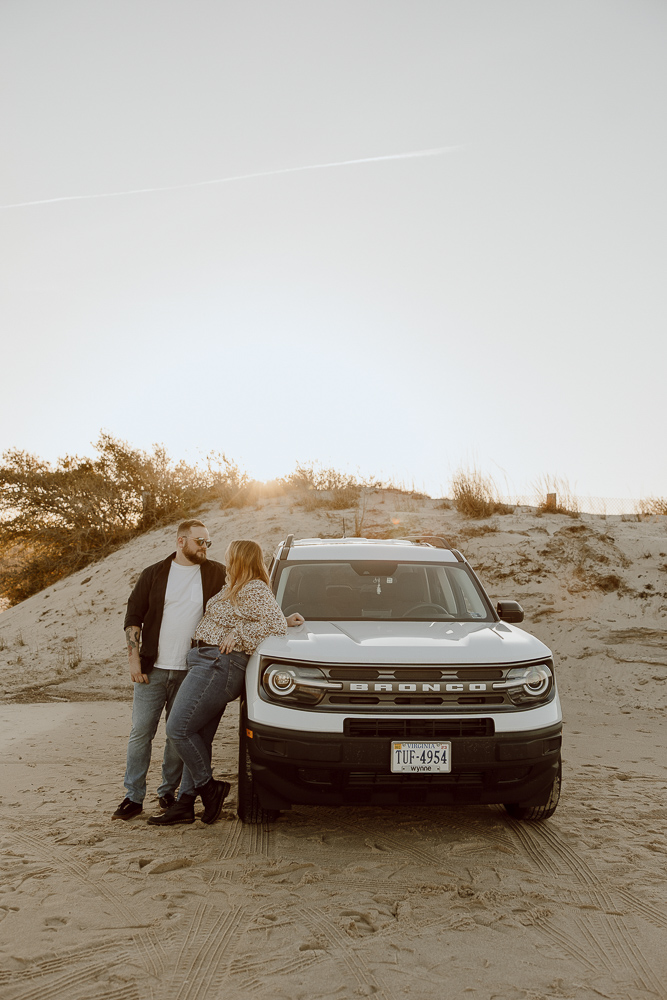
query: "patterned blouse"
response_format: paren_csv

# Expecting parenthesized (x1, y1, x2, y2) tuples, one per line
(193, 579, 287, 654)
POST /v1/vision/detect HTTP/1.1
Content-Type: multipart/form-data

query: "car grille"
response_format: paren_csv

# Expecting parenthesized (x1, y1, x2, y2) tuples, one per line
(343, 718, 494, 739)
(346, 771, 484, 787)
(320, 665, 509, 710)
(329, 667, 503, 681)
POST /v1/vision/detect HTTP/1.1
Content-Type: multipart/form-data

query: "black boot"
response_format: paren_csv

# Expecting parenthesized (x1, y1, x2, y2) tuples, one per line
(197, 779, 230, 825)
(147, 794, 196, 826)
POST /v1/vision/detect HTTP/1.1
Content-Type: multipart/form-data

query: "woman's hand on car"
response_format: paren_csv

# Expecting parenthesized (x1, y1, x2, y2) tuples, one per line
(285, 613, 305, 627)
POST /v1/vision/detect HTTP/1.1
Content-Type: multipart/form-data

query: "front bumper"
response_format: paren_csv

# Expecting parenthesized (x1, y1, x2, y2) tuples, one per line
(246, 720, 562, 810)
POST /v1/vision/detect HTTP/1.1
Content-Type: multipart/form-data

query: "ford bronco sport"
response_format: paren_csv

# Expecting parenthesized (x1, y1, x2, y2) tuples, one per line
(238, 536, 562, 823)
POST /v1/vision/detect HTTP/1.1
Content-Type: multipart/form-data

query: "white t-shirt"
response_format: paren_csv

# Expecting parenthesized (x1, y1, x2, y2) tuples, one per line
(154, 562, 204, 671)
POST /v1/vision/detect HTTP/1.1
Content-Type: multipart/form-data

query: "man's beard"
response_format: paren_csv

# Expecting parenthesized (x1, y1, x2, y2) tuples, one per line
(185, 547, 207, 565)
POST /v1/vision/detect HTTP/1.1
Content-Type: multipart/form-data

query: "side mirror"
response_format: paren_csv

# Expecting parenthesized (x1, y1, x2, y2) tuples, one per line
(497, 600, 524, 623)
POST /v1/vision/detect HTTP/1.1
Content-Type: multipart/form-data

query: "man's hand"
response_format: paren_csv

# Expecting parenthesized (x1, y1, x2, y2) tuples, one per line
(126, 625, 148, 682)
(286, 613, 305, 627)
(130, 661, 149, 684)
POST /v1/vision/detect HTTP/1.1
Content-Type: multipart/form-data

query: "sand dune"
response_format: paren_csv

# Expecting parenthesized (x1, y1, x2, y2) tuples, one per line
(1, 494, 667, 998)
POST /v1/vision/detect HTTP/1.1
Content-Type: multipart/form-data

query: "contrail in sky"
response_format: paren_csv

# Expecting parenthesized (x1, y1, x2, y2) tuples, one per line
(0, 145, 463, 210)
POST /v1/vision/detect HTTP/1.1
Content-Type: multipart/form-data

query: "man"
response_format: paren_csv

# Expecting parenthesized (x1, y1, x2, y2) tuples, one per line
(113, 519, 226, 822)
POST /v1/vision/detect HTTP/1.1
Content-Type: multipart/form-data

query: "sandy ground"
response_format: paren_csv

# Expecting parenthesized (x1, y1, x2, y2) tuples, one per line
(1, 496, 667, 999)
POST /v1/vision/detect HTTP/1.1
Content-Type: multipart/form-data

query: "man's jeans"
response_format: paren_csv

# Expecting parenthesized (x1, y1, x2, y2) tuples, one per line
(124, 668, 187, 804)
(166, 646, 248, 789)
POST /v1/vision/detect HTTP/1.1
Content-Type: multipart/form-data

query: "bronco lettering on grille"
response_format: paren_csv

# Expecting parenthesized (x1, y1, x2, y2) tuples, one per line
(347, 681, 489, 693)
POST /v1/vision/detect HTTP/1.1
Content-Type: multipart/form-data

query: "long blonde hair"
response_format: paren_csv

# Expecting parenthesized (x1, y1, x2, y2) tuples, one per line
(225, 539, 270, 603)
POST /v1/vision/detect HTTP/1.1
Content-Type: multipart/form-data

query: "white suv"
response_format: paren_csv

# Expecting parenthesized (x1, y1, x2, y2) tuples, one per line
(238, 536, 562, 823)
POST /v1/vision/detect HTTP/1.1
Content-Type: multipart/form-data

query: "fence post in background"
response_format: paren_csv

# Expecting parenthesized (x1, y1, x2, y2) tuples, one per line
(545, 493, 557, 512)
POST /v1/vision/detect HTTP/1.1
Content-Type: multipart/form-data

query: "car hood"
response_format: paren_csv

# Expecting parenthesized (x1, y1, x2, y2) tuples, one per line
(257, 620, 552, 666)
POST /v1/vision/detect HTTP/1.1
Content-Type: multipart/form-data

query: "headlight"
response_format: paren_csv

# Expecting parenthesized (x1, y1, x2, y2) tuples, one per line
(267, 669, 297, 696)
(262, 663, 343, 705)
(493, 663, 553, 705)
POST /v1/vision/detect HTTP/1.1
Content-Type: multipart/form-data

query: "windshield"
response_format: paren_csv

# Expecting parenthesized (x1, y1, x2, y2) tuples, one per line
(274, 560, 493, 622)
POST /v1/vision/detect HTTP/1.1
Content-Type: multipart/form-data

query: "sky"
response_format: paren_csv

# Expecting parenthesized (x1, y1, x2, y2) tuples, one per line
(1, 0, 666, 501)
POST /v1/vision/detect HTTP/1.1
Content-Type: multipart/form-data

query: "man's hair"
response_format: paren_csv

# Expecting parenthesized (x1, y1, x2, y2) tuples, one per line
(177, 519, 206, 538)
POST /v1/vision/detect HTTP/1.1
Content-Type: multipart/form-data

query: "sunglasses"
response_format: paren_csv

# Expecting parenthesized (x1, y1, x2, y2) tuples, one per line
(191, 537, 212, 548)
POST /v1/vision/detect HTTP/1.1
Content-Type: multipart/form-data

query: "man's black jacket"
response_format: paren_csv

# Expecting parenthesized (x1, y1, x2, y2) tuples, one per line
(123, 553, 226, 673)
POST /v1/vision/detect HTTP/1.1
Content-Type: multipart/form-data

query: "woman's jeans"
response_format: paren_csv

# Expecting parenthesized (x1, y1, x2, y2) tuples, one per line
(166, 646, 248, 790)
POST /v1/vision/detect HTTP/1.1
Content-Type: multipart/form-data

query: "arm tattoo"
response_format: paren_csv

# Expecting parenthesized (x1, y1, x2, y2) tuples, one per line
(125, 626, 141, 655)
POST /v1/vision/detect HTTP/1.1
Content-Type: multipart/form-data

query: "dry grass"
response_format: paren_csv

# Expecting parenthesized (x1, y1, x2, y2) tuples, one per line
(450, 468, 510, 519)
(59, 635, 83, 670)
(294, 487, 360, 511)
(572, 566, 625, 593)
(285, 464, 370, 511)
(284, 464, 410, 514)
(459, 523, 499, 539)
(353, 491, 371, 536)
(636, 496, 667, 517)
(533, 475, 580, 516)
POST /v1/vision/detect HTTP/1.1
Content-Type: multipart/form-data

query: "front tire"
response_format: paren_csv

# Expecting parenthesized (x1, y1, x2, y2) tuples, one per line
(504, 760, 561, 821)
(237, 707, 280, 824)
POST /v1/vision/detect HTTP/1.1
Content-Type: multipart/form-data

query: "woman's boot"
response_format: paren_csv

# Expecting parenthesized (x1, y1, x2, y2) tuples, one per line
(197, 779, 230, 824)
(147, 793, 196, 826)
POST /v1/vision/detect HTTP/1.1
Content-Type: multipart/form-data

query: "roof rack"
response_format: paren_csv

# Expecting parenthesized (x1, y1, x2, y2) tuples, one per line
(401, 535, 464, 561)
(276, 534, 464, 562)
(279, 534, 294, 560)
(403, 535, 452, 550)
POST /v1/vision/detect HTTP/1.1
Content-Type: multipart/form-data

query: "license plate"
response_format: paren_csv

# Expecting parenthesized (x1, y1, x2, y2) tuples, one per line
(390, 741, 451, 774)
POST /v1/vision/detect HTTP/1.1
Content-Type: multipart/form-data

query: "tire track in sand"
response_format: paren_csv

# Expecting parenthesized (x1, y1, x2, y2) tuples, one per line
(530, 916, 606, 974)
(316, 809, 447, 870)
(215, 817, 273, 860)
(502, 818, 565, 879)
(0, 941, 127, 988)
(302, 904, 396, 1000)
(168, 902, 248, 1000)
(616, 889, 667, 930)
(131, 928, 171, 979)
(1, 957, 139, 1000)
(573, 910, 664, 996)
(303, 873, 434, 895)
(5, 831, 144, 926)
(227, 949, 321, 991)
(506, 821, 664, 996)
(226, 901, 324, 988)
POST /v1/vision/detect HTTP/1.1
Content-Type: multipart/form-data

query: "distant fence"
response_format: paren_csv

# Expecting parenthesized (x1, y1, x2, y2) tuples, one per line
(497, 495, 665, 517)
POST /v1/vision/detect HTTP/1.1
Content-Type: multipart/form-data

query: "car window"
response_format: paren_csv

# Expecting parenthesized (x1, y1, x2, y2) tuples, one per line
(275, 561, 492, 621)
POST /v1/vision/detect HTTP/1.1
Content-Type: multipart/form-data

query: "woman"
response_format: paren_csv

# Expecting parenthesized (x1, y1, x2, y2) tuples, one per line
(163, 539, 302, 826)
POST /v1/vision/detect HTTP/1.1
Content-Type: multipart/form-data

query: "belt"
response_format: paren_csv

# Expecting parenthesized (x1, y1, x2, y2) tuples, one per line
(191, 639, 216, 649)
